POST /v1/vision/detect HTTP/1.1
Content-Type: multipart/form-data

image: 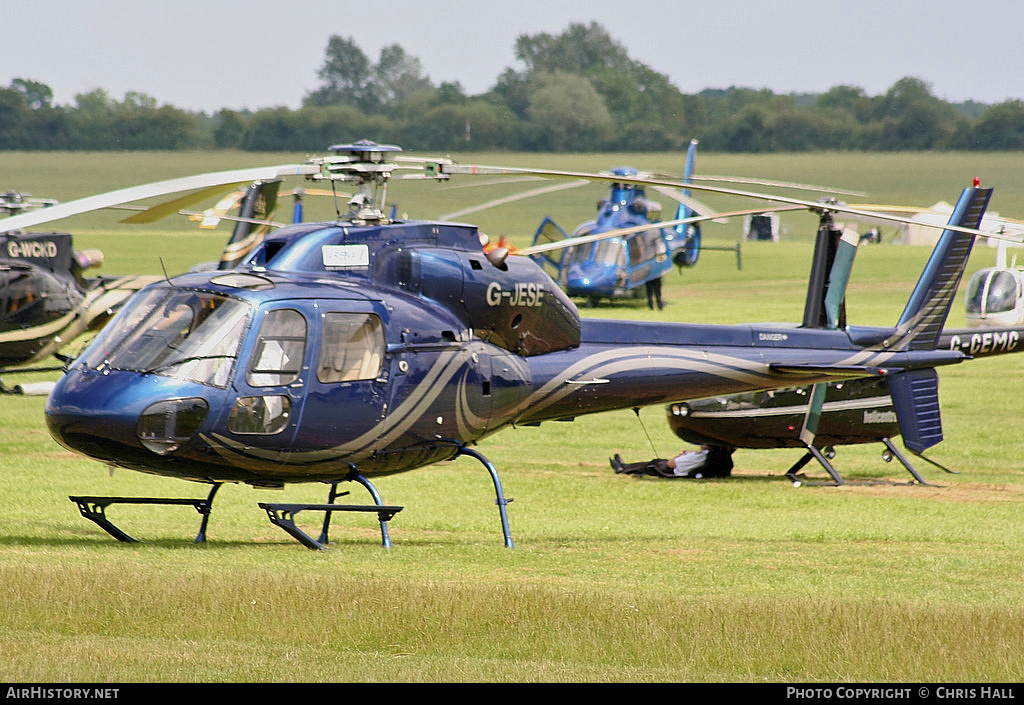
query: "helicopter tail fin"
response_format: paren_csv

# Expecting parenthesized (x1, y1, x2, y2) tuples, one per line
(682, 138, 698, 190)
(884, 183, 992, 453)
(674, 139, 698, 222)
(889, 184, 992, 351)
(671, 140, 702, 268)
(217, 180, 281, 270)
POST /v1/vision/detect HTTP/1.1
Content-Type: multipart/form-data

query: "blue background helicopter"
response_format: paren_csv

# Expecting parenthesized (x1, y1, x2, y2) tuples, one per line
(528, 140, 729, 307)
(524, 140, 856, 308)
(0, 142, 1000, 550)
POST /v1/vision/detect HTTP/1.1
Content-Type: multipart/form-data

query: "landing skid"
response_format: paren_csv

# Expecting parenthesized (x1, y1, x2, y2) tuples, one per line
(67, 448, 514, 549)
(786, 438, 941, 487)
(259, 471, 402, 551)
(70, 484, 221, 543)
(1, 364, 65, 395)
(68, 471, 405, 550)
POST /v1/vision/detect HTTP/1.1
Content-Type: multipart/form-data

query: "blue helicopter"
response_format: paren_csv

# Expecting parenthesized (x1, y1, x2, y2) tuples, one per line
(525, 140, 862, 308)
(0, 142, 1000, 550)
(527, 140, 727, 308)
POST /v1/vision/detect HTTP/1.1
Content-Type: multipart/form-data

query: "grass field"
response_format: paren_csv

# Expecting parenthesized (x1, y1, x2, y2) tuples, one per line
(0, 150, 1023, 683)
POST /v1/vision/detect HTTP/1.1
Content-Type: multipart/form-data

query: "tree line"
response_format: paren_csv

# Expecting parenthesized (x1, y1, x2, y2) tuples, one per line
(3, 23, 1024, 153)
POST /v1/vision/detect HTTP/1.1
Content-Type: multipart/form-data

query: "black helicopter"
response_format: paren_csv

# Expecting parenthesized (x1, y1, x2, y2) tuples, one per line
(658, 213, 1024, 486)
(1, 141, 1001, 550)
(0, 178, 289, 393)
(0, 191, 157, 392)
(664, 325, 1024, 486)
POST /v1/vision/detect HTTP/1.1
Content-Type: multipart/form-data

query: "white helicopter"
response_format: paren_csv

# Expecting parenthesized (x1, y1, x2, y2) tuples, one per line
(965, 240, 1024, 327)
(825, 196, 1024, 328)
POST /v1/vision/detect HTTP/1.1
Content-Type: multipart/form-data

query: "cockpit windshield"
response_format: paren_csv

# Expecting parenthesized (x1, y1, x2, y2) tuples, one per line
(594, 239, 623, 266)
(78, 286, 251, 388)
(966, 269, 1019, 315)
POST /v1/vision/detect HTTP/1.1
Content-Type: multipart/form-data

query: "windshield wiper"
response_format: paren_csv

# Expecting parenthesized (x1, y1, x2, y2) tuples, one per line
(145, 354, 236, 375)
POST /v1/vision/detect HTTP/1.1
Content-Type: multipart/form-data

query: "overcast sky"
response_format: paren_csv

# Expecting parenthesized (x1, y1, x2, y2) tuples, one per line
(4, 0, 1023, 114)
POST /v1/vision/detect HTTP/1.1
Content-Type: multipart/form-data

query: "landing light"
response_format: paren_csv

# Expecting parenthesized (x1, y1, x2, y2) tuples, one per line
(137, 398, 209, 455)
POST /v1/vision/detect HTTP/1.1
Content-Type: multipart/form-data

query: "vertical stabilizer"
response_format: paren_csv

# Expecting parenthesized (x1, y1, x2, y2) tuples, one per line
(889, 369, 943, 453)
(889, 185, 992, 350)
(673, 139, 701, 267)
(886, 183, 992, 454)
(682, 138, 698, 187)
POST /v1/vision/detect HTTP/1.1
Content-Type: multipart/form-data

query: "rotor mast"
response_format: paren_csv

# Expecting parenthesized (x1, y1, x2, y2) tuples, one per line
(306, 140, 454, 223)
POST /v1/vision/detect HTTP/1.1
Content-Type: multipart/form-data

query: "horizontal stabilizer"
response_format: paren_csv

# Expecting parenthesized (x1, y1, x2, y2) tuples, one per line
(888, 368, 943, 453)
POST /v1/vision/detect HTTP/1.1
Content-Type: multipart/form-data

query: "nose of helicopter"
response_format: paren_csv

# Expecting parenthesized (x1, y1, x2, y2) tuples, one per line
(565, 264, 619, 298)
(45, 368, 210, 468)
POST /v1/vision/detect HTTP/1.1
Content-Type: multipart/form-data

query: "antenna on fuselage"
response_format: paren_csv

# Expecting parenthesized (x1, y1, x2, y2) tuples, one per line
(159, 258, 173, 286)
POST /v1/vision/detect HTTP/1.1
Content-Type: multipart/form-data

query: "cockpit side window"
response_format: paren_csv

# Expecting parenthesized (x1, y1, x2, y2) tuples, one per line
(316, 313, 384, 383)
(247, 309, 307, 387)
(986, 270, 1020, 313)
(0, 270, 42, 326)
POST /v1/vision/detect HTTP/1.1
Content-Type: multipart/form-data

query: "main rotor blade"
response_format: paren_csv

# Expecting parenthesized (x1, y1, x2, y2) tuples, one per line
(649, 185, 730, 223)
(844, 203, 1024, 241)
(119, 184, 252, 223)
(446, 163, 1003, 242)
(439, 179, 589, 221)
(111, 204, 284, 230)
(0, 164, 317, 234)
(518, 206, 803, 256)
(824, 229, 861, 329)
(689, 174, 868, 198)
(440, 176, 548, 191)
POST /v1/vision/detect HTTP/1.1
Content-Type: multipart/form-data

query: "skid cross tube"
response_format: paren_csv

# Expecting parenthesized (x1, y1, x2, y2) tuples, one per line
(69, 484, 221, 544)
(259, 503, 403, 551)
(259, 471, 401, 550)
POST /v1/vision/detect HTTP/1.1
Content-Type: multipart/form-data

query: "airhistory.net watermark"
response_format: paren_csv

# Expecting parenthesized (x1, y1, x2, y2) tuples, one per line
(6, 688, 119, 700)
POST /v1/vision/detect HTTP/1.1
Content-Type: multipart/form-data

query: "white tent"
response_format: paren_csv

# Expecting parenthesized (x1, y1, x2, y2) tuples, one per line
(901, 202, 1020, 246)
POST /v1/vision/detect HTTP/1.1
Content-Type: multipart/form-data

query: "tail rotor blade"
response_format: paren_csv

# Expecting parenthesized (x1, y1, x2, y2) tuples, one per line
(798, 383, 828, 448)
